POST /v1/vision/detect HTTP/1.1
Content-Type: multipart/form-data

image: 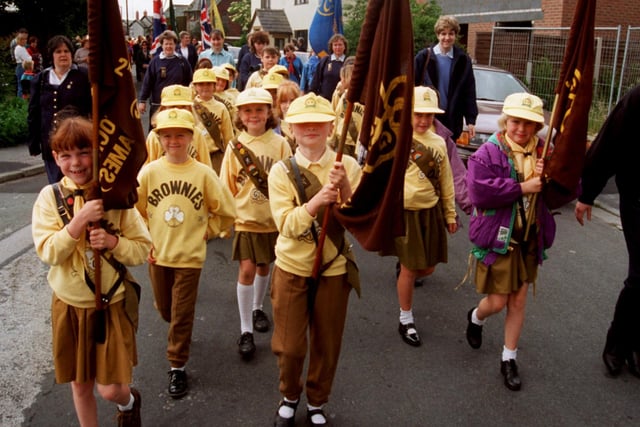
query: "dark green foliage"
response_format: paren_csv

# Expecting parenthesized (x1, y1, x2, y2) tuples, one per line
(0, 96, 28, 147)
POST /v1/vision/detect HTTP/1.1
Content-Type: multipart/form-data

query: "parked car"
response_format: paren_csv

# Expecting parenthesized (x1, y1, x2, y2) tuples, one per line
(456, 64, 549, 163)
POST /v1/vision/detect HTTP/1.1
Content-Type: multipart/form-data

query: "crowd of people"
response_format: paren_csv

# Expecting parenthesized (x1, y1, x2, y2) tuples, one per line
(18, 12, 638, 427)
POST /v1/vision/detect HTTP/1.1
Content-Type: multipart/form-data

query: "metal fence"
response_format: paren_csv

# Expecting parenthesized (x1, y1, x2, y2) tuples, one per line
(486, 26, 625, 132)
(618, 26, 640, 102)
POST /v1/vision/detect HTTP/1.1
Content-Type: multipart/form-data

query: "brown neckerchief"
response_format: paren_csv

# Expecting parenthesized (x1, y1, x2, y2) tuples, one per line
(230, 138, 270, 199)
(193, 100, 224, 152)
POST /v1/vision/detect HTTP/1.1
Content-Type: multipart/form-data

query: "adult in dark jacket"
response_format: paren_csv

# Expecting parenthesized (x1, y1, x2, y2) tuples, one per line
(238, 30, 269, 91)
(575, 84, 640, 379)
(309, 34, 347, 101)
(414, 15, 478, 141)
(178, 31, 198, 71)
(138, 30, 192, 124)
(27, 35, 91, 184)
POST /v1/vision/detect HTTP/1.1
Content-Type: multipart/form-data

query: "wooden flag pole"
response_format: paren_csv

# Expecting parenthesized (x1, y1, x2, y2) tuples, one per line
(309, 100, 354, 296)
(90, 82, 104, 339)
(524, 93, 559, 241)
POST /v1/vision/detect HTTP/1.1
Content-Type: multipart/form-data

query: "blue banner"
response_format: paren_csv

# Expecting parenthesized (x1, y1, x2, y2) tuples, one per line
(309, 0, 343, 57)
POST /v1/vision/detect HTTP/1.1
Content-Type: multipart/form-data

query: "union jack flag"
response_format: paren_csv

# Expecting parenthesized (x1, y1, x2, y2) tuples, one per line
(200, 0, 212, 50)
(150, 0, 167, 55)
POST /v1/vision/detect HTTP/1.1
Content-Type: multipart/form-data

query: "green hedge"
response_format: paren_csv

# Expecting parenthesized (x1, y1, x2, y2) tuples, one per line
(0, 96, 28, 147)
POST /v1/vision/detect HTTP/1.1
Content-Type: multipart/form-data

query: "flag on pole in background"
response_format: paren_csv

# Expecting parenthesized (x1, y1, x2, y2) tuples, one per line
(309, 0, 343, 57)
(542, 0, 596, 208)
(211, 0, 225, 38)
(200, 0, 212, 49)
(334, 0, 414, 252)
(88, 0, 147, 210)
(150, 0, 167, 55)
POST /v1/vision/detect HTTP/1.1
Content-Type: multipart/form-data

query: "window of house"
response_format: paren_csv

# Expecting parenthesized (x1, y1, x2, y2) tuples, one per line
(295, 0, 309, 5)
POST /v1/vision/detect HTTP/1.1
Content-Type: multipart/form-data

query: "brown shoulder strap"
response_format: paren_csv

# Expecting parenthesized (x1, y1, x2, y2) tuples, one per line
(410, 139, 442, 197)
(193, 100, 224, 152)
(230, 138, 270, 198)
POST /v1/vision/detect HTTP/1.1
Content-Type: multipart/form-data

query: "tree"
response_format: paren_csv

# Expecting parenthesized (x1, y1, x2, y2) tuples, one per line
(343, 0, 442, 56)
(228, 0, 251, 33)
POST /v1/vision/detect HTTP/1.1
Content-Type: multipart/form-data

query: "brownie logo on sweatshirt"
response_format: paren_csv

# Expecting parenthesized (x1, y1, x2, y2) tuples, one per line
(164, 206, 185, 227)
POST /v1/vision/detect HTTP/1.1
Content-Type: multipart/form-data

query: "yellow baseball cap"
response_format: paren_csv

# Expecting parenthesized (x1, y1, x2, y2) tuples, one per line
(413, 86, 444, 114)
(262, 71, 285, 90)
(268, 64, 290, 78)
(154, 108, 195, 132)
(223, 62, 236, 74)
(285, 93, 335, 124)
(161, 85, 192, 106)
(235, 87, 273, 107)
(502, 92, 545, 124)
(192, 68, 217, 83)
(212, 66, 230, 81)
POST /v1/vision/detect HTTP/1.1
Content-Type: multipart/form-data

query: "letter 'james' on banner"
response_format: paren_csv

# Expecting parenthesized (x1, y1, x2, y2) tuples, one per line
(334, 0, 413, 252)
(88, 0, 147, 210)
(543, 0, 596, 208)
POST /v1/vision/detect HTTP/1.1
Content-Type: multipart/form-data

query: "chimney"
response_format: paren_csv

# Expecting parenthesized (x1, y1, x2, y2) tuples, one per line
(136, 11, 139, 20)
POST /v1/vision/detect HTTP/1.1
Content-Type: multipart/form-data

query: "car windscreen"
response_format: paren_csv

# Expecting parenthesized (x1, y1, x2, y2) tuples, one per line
(474, 69, 528, 102)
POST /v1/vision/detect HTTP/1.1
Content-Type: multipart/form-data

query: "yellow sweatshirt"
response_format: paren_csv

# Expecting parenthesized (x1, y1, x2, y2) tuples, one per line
(32, 177, 152, 308)
(404, 130, 456, 224)
(269, 148, 362, 277)
(193, 95, 235, 153)
(136, 157, 236, 268)
(220, 130, 292, 233)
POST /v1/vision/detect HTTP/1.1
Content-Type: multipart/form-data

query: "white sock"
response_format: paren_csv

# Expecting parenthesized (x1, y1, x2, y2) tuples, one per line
(278, 397, 298, 418)
(502, 345, 518, 361)
(237, 283, 254, 333)
(307, 404, 326, 424)
(399, 309, 414, 325)
(252, 273, 270, 311)
(472, 308, 486, 325)
(117, 392, 135, 411)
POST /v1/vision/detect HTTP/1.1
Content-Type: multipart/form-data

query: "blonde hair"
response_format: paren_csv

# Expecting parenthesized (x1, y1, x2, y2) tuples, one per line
(497, 113, 544, 133)
(434, 15, 460, 35)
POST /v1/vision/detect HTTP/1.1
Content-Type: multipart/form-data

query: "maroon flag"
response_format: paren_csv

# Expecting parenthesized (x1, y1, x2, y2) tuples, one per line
(334, 0, 413, 252)
(543, 0, 596, 208)
(88, 0, 147, 210)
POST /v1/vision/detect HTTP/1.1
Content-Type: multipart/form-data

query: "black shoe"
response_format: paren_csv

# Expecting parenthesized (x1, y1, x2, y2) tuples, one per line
(168, 369, 188, 399)
(307, 408, 327, 426)
(466, 308, 483, 349)
(398, 322, 421, 347)
(238, 332, 256, 359)
(500, 359, 522, 391)
(116, 387, 141, 427)
(273, 399, 298, 427)
(627, 351, 640, 378)
(253, 309, 271, 333)
(603, 327, 625, 376)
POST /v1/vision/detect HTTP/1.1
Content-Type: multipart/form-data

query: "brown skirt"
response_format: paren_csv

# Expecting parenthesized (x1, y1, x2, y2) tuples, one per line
(51, 294, 137, 385)
(232, 231, 278, 264)
(382, 208, 447, 270)
(475, 240, 539, 295)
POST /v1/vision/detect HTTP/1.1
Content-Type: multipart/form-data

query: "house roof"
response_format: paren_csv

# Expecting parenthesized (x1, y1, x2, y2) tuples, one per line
(250, 9, 292, 35)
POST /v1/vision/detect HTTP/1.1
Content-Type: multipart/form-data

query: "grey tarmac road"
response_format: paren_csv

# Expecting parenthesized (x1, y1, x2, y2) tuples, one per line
(0, 171, 638, 427)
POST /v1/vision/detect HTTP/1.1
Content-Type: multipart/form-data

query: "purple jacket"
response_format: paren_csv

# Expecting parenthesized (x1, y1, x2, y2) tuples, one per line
(434, 119, 472, 214)
(467, 132, 556, 265)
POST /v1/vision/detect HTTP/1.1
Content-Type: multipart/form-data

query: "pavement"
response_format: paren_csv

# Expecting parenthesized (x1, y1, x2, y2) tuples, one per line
(0, 144, 45, 184)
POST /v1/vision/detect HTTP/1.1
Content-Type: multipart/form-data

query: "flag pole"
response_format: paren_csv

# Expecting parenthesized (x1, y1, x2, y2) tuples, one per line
(524, 93, 559, 241)
(91, 82, 105, 342)
(309, 101, 354, 308)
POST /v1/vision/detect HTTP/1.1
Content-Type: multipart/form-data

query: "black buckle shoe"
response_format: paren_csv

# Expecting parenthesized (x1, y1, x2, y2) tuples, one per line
(500, 359, 522, 391)
(238, 332, 256, 360)
(168, 369, 188, 399)
(398, 322, 421, 347)
(307, 408, 327, 426)
(273, 399, 298, 427)
(466, 308, 483, 349)
(253, 309, 271, 333)
(627, 351, 640, 378)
